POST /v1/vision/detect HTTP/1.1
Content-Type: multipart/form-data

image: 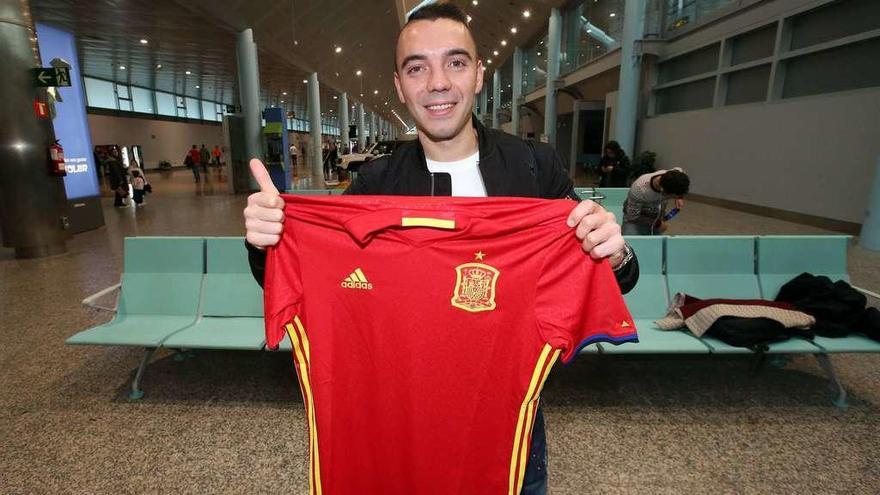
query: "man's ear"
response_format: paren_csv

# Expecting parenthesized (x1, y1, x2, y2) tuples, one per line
(393, 71, 407, 104)
(474, 60, 485, 96)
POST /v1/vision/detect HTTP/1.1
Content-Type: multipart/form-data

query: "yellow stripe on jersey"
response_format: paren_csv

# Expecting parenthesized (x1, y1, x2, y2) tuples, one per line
(354, 268, 367, 283)
(287, 319, 322, 495)
(508, 345, 560, 495)
(401, 217, 456, 229)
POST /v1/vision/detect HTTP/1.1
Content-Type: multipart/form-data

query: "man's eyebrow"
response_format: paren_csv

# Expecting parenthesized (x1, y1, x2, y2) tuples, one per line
(399, 49, 474, 68)
(400, 54, 428, 68)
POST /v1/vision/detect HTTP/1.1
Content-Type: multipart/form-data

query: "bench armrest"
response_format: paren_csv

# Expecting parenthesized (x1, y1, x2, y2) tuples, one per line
(853, 285, 880, 302)
(82, 282, 122, 313)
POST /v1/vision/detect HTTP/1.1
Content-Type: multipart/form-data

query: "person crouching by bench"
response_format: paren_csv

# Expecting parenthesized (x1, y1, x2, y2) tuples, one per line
(622, 168, 690, 235)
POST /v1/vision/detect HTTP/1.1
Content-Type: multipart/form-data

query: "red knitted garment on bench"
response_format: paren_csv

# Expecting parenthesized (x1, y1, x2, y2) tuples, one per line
(656, 293, 815, 337)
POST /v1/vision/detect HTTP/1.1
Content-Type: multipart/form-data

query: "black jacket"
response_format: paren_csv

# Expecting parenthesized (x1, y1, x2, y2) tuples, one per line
(598, 155, 630, 187)
(248, 115, 639, 293)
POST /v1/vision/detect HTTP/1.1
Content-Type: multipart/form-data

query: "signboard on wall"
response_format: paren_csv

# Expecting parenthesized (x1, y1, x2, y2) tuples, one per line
(35, 23, 100, 201)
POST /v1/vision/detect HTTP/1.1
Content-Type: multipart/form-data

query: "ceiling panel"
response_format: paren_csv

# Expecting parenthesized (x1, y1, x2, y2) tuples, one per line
(30, 0, 568, 133)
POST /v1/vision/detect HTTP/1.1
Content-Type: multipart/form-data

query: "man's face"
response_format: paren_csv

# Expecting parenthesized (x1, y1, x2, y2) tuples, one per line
(394, 18, 483, 142)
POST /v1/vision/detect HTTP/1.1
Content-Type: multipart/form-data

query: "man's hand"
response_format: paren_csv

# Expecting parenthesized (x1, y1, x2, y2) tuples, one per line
(674, 198, 685, 210)
(566, 200, 626, 267)
(244, 159, 284, 250)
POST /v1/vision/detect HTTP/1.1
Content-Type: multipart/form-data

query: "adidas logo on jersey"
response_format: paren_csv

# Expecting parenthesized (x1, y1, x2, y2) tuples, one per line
(341, 268, 373, 290)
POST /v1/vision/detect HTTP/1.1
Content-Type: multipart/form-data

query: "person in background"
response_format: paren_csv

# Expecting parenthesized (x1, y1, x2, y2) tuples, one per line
(199, 144, 211, 173)
(212, 145, 223, 167)
(188, 145, 201, 183)
(598, 140, 630, 187)
(131, 169, 146, 207)
(289, 141, 298, 178)
(622, 168, 690, 235)
(107, 148, 128, 207)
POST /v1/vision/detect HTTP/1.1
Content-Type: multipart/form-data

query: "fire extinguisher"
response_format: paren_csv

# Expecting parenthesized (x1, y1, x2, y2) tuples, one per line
(49, 140, 67, 176)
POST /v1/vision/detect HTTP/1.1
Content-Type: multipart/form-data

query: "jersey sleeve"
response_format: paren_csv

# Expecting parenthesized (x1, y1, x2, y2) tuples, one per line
(263, 223, 304, 350)
(534, 236, 638, 362)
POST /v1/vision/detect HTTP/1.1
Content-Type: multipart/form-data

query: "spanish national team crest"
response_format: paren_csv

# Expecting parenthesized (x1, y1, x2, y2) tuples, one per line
(451, 252, 500, 313)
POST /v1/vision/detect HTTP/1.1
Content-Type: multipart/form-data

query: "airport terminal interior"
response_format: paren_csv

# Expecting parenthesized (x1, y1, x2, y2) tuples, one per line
(2, 0, 880, 493)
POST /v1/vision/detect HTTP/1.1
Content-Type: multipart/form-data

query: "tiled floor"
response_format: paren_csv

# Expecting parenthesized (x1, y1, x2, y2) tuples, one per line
(1, 167, 878, 494)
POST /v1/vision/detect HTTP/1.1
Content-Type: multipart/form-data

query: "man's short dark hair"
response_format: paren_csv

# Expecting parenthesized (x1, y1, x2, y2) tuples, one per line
(659, 170, 690, 197)
(407, 3, 469, 26)
(397, 3, 478, 69)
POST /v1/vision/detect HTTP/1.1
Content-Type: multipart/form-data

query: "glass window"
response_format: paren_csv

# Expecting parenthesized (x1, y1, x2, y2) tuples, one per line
(116, 84, 130, 99)
(131, 86, 154, 114)
(521, 33, 549, 94)
(84, 77, 117, 109)
(561, 0, 624, 75)
(201, 100, 215, 121)
(156, 91, 176, 116)
(186, 97, 201, 119)
(176, 96, 187, 117)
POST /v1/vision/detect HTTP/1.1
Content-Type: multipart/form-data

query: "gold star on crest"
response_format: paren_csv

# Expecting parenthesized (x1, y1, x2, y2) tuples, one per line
(474, 251, 486, 261)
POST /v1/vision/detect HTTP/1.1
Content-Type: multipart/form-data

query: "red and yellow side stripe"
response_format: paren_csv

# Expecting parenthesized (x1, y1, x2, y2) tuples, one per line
(287, 316, 323, 495)
(508, 344, 560, 495)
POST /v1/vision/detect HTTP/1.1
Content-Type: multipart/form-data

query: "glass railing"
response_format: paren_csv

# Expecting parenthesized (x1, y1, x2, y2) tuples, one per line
(560, 0, 625, 76)
(664, 0, 737, 33)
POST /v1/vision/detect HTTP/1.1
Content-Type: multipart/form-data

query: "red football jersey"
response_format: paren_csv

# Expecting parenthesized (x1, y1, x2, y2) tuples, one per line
(265, 195, 637, 495)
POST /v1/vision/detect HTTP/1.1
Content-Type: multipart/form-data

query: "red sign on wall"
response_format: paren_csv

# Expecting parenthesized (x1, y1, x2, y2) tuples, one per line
(34, 99, 49, 118)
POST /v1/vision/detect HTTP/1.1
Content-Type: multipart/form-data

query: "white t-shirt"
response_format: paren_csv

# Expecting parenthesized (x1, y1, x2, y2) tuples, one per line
(425, 151, 486, 197)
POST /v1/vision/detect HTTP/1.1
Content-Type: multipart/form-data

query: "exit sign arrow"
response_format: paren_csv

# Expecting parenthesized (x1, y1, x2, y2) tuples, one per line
(32, 67, 71, 87)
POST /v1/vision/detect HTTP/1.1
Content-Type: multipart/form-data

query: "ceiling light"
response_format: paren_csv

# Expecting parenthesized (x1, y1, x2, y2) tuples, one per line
(280, 100, 285, 103)
(195, 85, 200, 89)
(356, 69, 362, 76)
(609, 12, 616, 17)
(537, 51, 541, 56)
(139, 38, 148, 45)
(501, 40, 507, 46)
(472, 0, 478, 5)
(119, 65, 126, 70)
(156, 64, 162, 69)
(523, 10, 531, 18)
(510, 27, 517, 34)
(467, 15, 472, 23)
(333, 95, 338, 99)
(487, 59, 493, 64)
(360, 93, 364, 97)
(373, 89, 379, 95)
(185, 70, 191, 75)
(293, 40, 299, 45)
(493, 50, 499, 56)
(303, 79, 308, 83)
(282, 91, 287, 95)
(335, 46, 342, 54)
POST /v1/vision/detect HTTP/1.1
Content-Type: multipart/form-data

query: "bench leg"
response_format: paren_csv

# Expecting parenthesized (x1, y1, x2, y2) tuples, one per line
(813, 354, 848, 411)
(129, 347, 156, 400)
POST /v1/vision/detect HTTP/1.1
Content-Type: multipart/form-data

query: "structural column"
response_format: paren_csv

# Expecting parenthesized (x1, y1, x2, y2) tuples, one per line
(357, 102, 366, 150)
(339, 92, 350, 153)
(0, 0, 68, 258)
(614, 0, 647, 158)
(511, 47, 523, 137)
(236, 28, 263, 189)
(370, 112, 378, 144)
(307, 72, 322, 178)
(544, 7, 562, 147)
(492, 70, 501, 129)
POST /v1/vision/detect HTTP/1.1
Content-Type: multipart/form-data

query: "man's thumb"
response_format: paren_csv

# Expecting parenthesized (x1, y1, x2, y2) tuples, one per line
(249, 158, 279, 194)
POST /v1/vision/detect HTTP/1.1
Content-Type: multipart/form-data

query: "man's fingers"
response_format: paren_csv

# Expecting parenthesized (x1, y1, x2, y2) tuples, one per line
(245, 217, 284, 236)
(249, 158, 280, 195)
(244, 203, 285, 222)
(245, 232, 281, 249)
(566, 200, 600, 227)
(582, 224, 624, 259)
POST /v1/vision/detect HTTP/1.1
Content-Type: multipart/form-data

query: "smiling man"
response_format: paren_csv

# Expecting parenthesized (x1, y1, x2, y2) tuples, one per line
(243, 4, 638, 494)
